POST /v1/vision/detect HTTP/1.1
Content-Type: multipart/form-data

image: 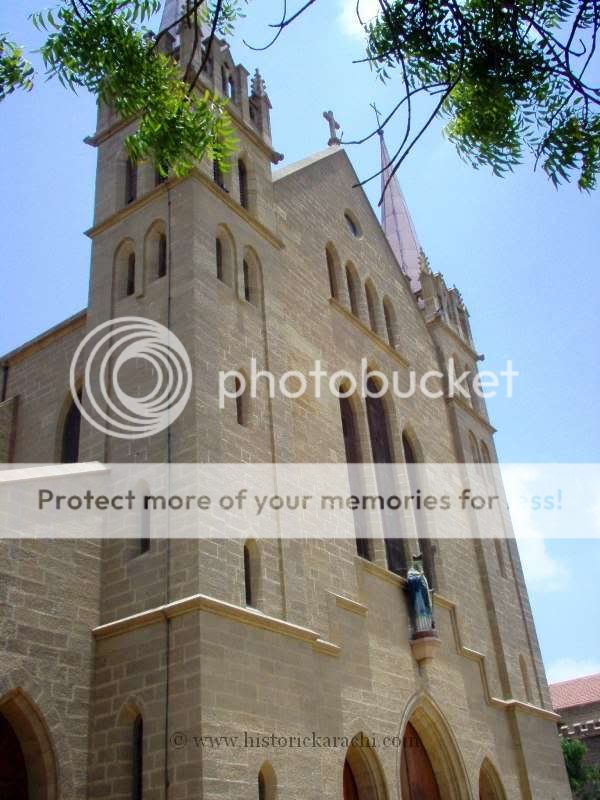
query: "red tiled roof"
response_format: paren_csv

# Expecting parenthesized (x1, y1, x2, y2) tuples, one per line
(550, 673, 600, 710)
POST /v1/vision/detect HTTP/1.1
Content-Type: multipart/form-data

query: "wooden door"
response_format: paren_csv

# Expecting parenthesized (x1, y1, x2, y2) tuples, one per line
(343, 759, 360, 800)
(400, 722, 441, 800)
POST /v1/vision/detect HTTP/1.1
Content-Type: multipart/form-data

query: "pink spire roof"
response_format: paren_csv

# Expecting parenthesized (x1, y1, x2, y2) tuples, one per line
(380, 133, 422, 293)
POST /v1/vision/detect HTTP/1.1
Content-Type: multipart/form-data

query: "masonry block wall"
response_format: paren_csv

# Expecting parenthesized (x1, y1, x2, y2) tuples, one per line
(0, 30, 571, 800)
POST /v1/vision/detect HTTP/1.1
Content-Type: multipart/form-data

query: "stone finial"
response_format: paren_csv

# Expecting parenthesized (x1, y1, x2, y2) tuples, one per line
(418, 248, 431, 274)
(323, 110, 341, 146)
(251, 68, 267, 98)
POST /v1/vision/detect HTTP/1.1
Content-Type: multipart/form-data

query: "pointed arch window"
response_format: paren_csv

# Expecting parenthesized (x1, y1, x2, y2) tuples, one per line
(235, 377, 248, 426)
(238, 159, 249, 209)
(216, 238, 223, 281)
(132, 714, 143, 800)
(346, 264, 360, 317)
(213, 159, 225, 189)
(61, 393, 82, 463)
(326, 248, 338, 298)
(243, 253, 262, 308)
(403, 432, 436, 585)
(243, 541, 259, 607)
(125, 157, 138, 205)
(126, 253, 136, 296)
(365, 281, 379, 333)
(216, 227, 235, 288)
(137, 482, 151, 555)
(365, 378, 405, 575)
(383, 296, 396, 348)
(158, 234, 167, 278)
(339, 393, 370, 560)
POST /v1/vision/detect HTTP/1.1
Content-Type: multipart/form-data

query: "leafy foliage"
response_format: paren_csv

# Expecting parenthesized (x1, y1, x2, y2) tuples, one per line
(561, 737, 600, 798)
(4, 0, 242, 176)
(0, 34, 34, 101)
(365, 0, 600, 190)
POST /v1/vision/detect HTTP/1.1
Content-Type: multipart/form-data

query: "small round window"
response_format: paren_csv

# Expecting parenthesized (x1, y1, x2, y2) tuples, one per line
(344, 210, 362, 238)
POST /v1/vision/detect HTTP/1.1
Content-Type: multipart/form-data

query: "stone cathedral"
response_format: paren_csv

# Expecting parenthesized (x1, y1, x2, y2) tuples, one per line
(0, 4, 571, 799)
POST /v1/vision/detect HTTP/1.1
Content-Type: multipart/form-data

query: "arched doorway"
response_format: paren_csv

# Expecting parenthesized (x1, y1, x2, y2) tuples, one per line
(0, 712, 29, 799)
(400, 722, 441, 800)
(342, 737, 388, 800)
(0, 689, 58, 800)
(399, 697, 471, 800)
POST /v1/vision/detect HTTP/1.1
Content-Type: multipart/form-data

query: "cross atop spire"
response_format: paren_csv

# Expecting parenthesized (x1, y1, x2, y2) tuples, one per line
(379, 130, 422, 293)
(323, 110, 341, 147)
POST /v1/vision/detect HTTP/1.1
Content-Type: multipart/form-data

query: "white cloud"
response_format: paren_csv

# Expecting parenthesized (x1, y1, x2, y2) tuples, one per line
(547, 657, 600, 684)
(338, 0, 380, 39)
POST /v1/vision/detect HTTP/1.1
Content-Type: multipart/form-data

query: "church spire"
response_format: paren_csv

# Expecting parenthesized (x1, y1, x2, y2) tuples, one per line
(379, 130, 422, 293)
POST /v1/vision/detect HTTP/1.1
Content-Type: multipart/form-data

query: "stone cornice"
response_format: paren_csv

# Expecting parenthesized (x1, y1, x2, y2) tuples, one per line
(85, 171, 285, 251)
(92, 563, 557, 722)
(329, 298, 411, 370)
(93, 592, 339, 656)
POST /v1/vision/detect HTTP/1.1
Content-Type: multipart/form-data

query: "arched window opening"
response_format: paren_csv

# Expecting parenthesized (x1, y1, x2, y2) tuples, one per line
(114, 241, 136, 301)
(344, 210, 361, 238)
(346, 264, 360, 317)
(383, 297, 396, 348)
(469, 432, 481, 464)
(403, 432, 436, 586)
(215, 227, 235, 288)
(221, 66, 228, 95)
(0, 691, 59, 800)
(125, 157, 138, 205)
(343, 736, 387, 800)
(326, 247, 339, 298)
(365, 281, 379, 334)
(145, 224, 167, 284)
(158, 234, 167, 278)
(243, 253, 262, 308)
(339, 393, 370, 560)
(216, 237, 224, 281)
(238, 159, 249, 209)
(213, 159, 225, 189)
(132, 714, 143, 800)
(137, 482, 151, 555)
(243, 260, 251, 302)
(61, 392, 81, 463)
(243, 541, 258, 607)
(235, 377, 248, 426)
(127, 253, 136, 296)
(479, 758, 507, 800)
(464, 363, 474, 408)
(365, 378, 405, 575)
(520, 655, 533, 703)
(257, 763, 276, 800)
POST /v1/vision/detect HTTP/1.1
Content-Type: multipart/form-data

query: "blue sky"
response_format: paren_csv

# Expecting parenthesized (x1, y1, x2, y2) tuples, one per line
(1, 0, 599, 684)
